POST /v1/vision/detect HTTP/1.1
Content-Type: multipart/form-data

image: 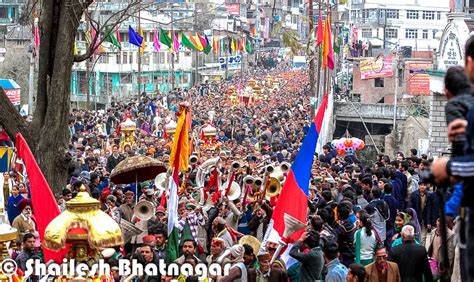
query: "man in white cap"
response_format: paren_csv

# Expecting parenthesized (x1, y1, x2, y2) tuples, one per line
(220, 245, 248, 282)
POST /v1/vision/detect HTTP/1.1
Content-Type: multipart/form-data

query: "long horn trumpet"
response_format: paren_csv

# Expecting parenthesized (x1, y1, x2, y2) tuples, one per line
(189, 155, 199, 165)
(280, 162, 291, 173)
(266, 177, 282, 200)
(134, 200, 155, 221)
(154, 172, 168, 196)
(243, 175, 255, 186)
(231, 161, 241, 171)
(222, 181, 241, 201)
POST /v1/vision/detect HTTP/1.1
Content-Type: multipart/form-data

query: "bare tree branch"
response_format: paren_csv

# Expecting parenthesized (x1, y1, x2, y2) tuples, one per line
(74, 0, 144, 62)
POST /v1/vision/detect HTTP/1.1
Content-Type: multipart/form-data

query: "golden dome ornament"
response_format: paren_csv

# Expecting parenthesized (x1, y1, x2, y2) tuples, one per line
(43, 185, 123, 265)
(0, 222, 17, 280)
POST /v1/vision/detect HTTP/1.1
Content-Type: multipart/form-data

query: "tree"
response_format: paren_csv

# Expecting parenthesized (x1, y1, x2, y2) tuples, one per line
(0, 0, 141, 195)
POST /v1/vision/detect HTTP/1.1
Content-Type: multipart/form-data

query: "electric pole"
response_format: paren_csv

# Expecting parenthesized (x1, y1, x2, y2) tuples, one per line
(137, 9, 142, 96)
(308, 0, 316, 117)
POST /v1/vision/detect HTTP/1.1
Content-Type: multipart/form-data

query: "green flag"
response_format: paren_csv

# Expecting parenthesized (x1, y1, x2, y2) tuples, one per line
(246, 38, 253, 54)
(181, 33, 197, 51)
(159, 28, 172, 48)
(203, 35, 212, 54)
(104, 27, 121, 49)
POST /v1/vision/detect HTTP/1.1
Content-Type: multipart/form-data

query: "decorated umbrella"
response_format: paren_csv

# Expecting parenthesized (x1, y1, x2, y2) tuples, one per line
(110, 155, 168, 201)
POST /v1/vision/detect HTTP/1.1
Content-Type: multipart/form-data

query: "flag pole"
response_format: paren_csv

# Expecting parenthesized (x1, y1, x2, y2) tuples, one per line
(137, 8, 142, 96)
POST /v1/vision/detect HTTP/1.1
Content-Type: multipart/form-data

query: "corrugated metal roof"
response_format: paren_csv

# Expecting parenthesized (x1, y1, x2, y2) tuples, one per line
(5, 24, 30, 41)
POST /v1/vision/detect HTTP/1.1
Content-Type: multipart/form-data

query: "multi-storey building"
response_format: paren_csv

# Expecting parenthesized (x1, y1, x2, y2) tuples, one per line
(347, 0, 450, 52)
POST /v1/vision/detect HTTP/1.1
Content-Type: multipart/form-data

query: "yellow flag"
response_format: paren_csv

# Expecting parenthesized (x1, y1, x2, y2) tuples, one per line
(169, 105, 189, 172)
(139, 27, 145, 54)
(231, 38, 236, 52)
(74, 42, 78, 55)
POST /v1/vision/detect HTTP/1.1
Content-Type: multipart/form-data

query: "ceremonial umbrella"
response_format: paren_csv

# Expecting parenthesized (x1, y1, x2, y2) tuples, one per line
(110, 155, 168, 201)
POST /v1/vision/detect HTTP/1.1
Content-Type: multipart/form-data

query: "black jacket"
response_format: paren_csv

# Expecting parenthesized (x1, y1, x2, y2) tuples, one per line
(334, 219, 355, 267)
(389, 241, 433, 282)
(408, 190, 432, 226)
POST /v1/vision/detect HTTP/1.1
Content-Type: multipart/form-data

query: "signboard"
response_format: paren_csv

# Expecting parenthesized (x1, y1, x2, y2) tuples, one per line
(226, 4, 240, 15)
(219, 55, 242, 70)
(360, 55, 394, 80)
(407, 61, 432, 95)
(440, 31, 463, 69)
(5, 89, 20, 105)
(418, 139, 429, 155)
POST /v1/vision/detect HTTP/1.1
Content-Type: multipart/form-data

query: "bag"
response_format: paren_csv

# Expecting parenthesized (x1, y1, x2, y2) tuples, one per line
(428, 257, 439, 277)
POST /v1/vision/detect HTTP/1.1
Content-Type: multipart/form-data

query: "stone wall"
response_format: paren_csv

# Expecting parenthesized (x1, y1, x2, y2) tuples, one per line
(429, 93, 449, 156)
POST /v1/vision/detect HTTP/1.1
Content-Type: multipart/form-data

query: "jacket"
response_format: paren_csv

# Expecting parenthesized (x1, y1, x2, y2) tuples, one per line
(289, 240, 324, 281)
(248, 267, 288, 282)
(335, 219, 356, 267)
(408, 190, 431, 226)
(365, 199, 389, 241)
(365, 261, 401, 282)
(425, 228, 455, 277)
(389, 241, 433, 282)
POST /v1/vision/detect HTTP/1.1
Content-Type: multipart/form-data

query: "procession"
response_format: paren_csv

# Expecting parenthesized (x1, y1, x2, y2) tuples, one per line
(2, 0, 474, 281)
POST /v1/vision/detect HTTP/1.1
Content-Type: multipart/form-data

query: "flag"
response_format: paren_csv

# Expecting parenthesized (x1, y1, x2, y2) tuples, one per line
(228, 37, 232, 54)
(242, 38, 247, 53)
(128, 26, 143, 48)
(316, 11, 324, 46)
(198, 34, 207, 50)
(34, 21, 40, 50)
(231, 38, 236, 52)
(213, 36, 218, 54)
(159, 28, 172, 48)
(105, 27, 121, 49)
(246, 38, 252, 53)
(173, 32, 180, 53)
(15, 133, 66, 263)
(203, 35, 212, 54)
(116, 28, 121, 46)
(0, 147, 12, 172)
(181, 33, 197, 51)
(166, 106, 189, 262)
(193, 34, 204, 51)
(153, 30, 161, 52)
(268, 95, 328, 268)
(322, 16, 334, 70)
(139, 26, 146, 54)
(74, 42, 78, 56)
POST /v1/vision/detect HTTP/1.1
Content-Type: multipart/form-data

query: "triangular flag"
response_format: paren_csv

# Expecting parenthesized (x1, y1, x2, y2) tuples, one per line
(159, 28, 172, 48)
(181, 33, 197, 51)
(317, 11, 324, 46)
(231, 38, 236, 52)
(128, 26, 143, 48)
(193, 34, 204, 51)
(322, 16, 334, 70)
(153, 30, 160, 52)
(203, 35, 212, 54)
(246, 38, 253, 54)
(213, 36, 218, 54)
(139, 26, 145, 54)
(105, 27, 121, 49)
(242, 37, 247, 53)
(173, 32, 180, 53)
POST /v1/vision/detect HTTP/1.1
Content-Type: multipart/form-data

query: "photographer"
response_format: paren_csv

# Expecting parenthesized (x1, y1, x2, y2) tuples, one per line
(431, 35, 474, 281)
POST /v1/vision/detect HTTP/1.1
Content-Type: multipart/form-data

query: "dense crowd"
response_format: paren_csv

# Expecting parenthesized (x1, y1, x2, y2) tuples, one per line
(0, 53, 467, 282)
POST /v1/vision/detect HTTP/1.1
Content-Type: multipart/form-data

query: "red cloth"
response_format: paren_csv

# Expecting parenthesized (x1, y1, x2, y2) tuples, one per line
(15, 133, 66, 263)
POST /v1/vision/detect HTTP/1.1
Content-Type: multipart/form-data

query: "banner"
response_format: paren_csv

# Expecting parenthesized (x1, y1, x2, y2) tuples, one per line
(407, 61, 432, 96)
(226, 4, 240, 15)
(360, 55, 393, 80)
(219, 55, 242, 70)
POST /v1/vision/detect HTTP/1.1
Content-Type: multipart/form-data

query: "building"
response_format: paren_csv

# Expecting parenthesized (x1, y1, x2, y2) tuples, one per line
(346, 0, 450, 52)
(0, 0, 26, 26)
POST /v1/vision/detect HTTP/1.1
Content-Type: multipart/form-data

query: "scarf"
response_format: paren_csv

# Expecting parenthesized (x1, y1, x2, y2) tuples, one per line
(375, 262, 388, 271)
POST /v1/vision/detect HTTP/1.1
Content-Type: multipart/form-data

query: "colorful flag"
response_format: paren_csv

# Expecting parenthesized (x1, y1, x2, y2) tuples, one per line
(231, 38, 236, 52)
(105, 27, 121, 49)
(159, 28, 172, 48)
(246, 38, 252, 54)
(203, 35, 212, 54)
(228, 37, 232, 54)
(193, 34, 204, 51)
(167, 106, 189, 262)
(116, 28, 121, 46)
(172, 32, 180, 53)
(267, 95, 329, 268)
(0, 147, 12, 172)
(322, 16, 334, 70)
(317, 11, 324, 46)
(139, 26, 146, 54)
(34, 20, 40, 50)
(181, 33, 197, 51)
(242, 37, 247, 53)
(128, 26, 143, 48)
(15, 133, 67, 263)
(153, 30, 160, 52)
(213, 36, 218, 54)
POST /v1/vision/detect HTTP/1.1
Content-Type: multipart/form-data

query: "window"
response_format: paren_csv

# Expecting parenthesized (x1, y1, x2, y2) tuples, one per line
(120, 32, 128, 43)
(437, 11, 441, 20)
(385, 28, 398, 39)
(386, 9, 399, 19)
(362, 28, 372, 38)
(422, 11, 435, 20)
(375, 78, 384, 88)
(116, 53, 121, 64)
(432, 29, 438, 38)
(406, 29, 418, 39)
(129, 52, 133, 64)
(407, 10, 418, 19)
(153, 54, 159, 64)
(159, 53, 165, 64)
(123, 52, 127, 64)
(422, 30, 428, 39)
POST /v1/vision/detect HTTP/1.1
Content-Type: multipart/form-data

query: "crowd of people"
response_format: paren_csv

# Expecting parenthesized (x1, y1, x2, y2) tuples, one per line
(2, 42, 472, 281)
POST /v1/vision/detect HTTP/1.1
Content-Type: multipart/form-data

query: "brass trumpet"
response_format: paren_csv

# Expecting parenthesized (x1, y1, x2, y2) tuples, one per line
(243, 175, 255, 185)
(232, 161, 241, 171)
(189, 155, 199, 165)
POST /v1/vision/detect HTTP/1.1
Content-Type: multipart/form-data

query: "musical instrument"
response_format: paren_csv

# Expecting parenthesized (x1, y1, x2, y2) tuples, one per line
(133, 200, 155, 221)
(239, 235, 261, 257)
(222, 181, 241, 201)
(196, 156, 221, 188)
(270, 213, 306, 264)
(154, 172, 168, 196)
(189, 155, 199, 165)
(265, 162, 290, 201)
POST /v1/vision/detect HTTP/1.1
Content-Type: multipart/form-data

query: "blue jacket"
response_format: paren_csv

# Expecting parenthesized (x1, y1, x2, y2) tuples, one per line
(409, 190, 431, 226)
(445, 183, 463, 217)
